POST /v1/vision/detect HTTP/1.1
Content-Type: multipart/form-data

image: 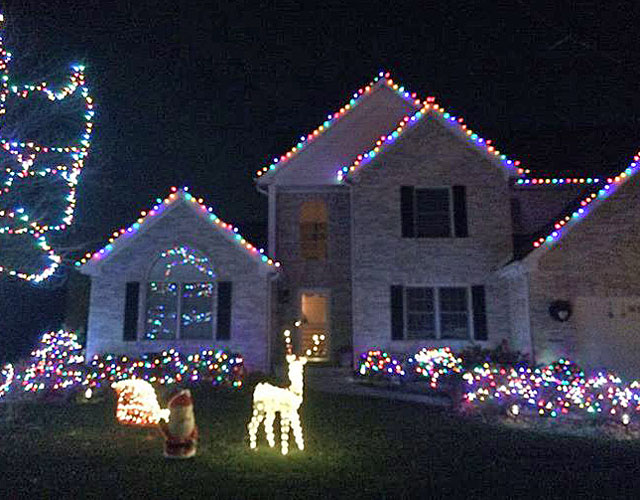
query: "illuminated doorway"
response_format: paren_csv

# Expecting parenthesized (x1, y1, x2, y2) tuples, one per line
(299, 291, 330, 361)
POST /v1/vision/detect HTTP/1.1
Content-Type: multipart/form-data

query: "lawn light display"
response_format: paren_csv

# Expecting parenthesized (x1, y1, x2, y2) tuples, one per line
(112, 379, 170, 426)
(19, 329, 85, 392)
(407, 347, 463, 389)
(248, 354, 307, 455)
(0, 362, 14, 399)
(358, 350, 405, 379)
(7, 330, 243, 398)
(85, 349, 244, 389)
(358, 348, 640, 426)
(0, 14, 95, 282)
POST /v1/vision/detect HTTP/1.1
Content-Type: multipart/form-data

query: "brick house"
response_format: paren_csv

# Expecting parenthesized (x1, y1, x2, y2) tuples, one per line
(79, 72, 640, 375)
(77, 189, 279, 372)
(255, 72, 640, 376)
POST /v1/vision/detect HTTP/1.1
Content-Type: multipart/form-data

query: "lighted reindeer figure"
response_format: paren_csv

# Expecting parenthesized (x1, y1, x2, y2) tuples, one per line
(248, 353, 307, 455)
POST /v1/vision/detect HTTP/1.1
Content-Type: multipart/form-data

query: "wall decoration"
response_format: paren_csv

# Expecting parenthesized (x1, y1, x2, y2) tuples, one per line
(549, 300, 572, 322)
(112, 379, 170, 426)
(248, 354, 307, 455)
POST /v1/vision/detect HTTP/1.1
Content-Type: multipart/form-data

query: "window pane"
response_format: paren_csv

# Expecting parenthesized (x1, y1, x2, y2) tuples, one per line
(300, 201, 328, 260)
(406, 287, 434, 311)
(416, 189, 449, 212)
(441, 313, 469, 339)
(407, 313, 435, 339)
(415, 189, 451, 237)
(439, 288, 469, 339)
(416, 212, 451, 237)
(300, 222, 328, 260)
(181, 283, 215, 340)
(145, 282, 178, 340)
(406, 287, 435, 338)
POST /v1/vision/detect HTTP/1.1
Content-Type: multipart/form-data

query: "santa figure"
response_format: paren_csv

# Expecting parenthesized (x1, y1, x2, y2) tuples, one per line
(158, 389, 198, 458)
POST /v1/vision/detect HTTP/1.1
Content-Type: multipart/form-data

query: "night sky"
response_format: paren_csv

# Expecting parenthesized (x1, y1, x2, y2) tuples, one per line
(1, 0, 639, 359)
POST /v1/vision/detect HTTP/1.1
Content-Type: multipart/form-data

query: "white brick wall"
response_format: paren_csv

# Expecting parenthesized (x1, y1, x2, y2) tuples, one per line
(82, 201, 274, 373)
(350, 115, 515, 358)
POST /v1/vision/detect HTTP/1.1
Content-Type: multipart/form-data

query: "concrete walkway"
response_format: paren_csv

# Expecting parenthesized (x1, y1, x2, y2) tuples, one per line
(305, 366, 452, 407)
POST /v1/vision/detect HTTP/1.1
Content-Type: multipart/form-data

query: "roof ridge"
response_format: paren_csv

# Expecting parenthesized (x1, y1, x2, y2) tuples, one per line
(76, 187, 280, 269)
(528, 152, 640, 252)
(254, 71, 422, 180)
(337, 96, 528, 182)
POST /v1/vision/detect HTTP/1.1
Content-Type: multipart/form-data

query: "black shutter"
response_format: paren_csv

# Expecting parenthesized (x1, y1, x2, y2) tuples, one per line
(390, 285, 404, 340)
(216, 281, 232, 340)
(400, 186, 415, 238)
(123, 282, 140, 341)
(453, 185, 468, 237)
(472, 285, 488, 340)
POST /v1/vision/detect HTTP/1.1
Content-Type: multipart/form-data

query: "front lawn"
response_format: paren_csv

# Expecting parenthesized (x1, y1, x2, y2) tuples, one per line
(2, 386, 640, 499)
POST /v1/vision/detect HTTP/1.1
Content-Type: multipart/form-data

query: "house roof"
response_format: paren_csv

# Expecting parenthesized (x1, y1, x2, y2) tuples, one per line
(520, 152, 640, 257)
(76, 187, 280, 272)
(254, 72, 421, 186)
(336, 94, 530, 183)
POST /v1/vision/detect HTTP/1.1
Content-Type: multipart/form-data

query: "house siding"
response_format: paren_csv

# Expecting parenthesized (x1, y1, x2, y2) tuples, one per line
(528, 174, 640, 376)
(350, 115, 514, 358)
(274, 188, 352, 361)
(83, 202, 273, 372)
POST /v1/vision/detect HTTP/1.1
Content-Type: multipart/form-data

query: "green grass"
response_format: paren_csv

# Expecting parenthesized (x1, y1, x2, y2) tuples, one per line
(2, 385, 640, 499)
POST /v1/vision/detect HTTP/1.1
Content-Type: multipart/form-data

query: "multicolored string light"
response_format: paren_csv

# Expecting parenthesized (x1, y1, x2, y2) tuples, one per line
(255, 72, 421, 179)
(531, 153, 640, 249)
(358, 348, 640, 425)
(8, 330, 243, 398)
(407, 347, 463, 389)
(160, 245, 215, 278)
(86, 349, 244, 389)
(0, 362, 14, 399)
(358, 349, 405, 378)
(335, 74, 527, 182)
(18, 329, 85, 392)
(0, 13, 94, 282)
(75, 187, 280, 269)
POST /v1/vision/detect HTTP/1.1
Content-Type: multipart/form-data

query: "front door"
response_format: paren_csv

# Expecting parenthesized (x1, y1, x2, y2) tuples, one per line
(299, 291, 330, 361)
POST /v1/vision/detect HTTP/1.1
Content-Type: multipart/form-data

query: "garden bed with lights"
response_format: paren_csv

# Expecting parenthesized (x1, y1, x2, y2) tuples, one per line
(356, 347, 640, 434)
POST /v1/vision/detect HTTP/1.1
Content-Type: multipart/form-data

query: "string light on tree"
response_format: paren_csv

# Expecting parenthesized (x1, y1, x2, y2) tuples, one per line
(0, 13, 94, 282)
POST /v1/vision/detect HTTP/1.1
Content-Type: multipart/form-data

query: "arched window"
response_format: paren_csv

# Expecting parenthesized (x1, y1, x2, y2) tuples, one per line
(299, 200, 327, 260)
(144, 245, 216, 341)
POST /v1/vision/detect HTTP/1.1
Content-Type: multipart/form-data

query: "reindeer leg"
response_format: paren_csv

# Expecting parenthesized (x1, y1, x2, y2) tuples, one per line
(248, 407, 265, 450)
(280, 415, 291, 455)
(264, 411, 276, 448)
(291, 411, 304, 451)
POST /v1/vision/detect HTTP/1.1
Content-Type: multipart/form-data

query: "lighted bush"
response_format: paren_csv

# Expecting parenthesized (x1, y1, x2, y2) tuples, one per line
(357, 350, 405, 380)
(4, 330, 244, 400)
(86, 349, 244, 389)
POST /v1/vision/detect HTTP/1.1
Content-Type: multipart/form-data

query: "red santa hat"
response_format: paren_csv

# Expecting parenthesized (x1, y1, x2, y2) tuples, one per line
(169, 389, 192, 408)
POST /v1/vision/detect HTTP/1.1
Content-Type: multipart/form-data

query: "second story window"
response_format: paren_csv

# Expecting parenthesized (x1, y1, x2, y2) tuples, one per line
(401, 186, 468, 238)
(300, 200, 327, 260)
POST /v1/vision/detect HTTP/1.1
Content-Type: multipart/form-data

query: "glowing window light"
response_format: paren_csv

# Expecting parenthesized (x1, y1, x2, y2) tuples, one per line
(112, 379, 170, 426)
(248, 354, 307, 455)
